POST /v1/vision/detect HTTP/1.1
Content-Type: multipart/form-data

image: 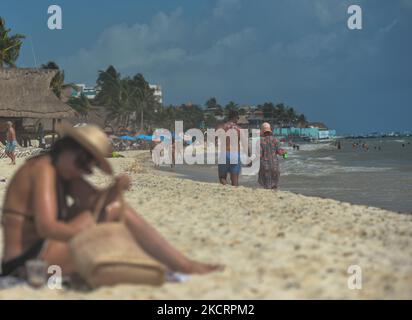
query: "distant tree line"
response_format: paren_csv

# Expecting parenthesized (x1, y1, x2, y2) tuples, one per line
(204, 97, 307, 128)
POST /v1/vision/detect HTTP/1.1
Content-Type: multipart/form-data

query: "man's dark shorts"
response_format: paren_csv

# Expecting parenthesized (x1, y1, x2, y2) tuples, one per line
(218, 152, 241, 177)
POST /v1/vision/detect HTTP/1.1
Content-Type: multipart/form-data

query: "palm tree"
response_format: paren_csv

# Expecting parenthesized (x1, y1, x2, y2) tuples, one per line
(105, 78, 135, 127)
(297, 114, 307, 136)
(130, 74, 158, 131)
(204, 113, 218, 128)
(286, 107, 297, 126)
(156, 105, 177, 130)
(95, 65, 122, 107)
(41, 61, 76, 99)
(0, 17, 25, 68)
(274, 103, 286, 127)
(225, 101, 238, 117)
(94, 66, 129, 126)
(67, 95, 91, 121)
(297, 114, 307, 126)
(261, 102, 275, 121)
(99, 74, 156, 129)
(206, 97, 218, 110)
(205, 97, 224, 117)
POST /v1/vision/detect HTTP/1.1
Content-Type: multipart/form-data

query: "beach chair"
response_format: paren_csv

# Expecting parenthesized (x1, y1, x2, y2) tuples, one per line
(14, 141, 43, 159)
(0, 141, 7, 159)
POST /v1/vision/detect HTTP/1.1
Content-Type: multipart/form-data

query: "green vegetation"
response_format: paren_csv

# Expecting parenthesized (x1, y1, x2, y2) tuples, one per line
(94, 66, 160, 130)
(67, 94, 91, 120)
(41, 61, 77, 98)
(0, 17, 25, 68)
(256, 102, 307, 128)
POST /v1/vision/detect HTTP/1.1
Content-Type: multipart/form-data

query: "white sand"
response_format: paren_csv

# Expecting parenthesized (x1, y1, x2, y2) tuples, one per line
(0, 151, 411, 299)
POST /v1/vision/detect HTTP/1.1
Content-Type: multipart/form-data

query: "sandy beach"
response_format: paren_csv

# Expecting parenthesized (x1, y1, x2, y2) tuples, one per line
(0, 150, 411, 299)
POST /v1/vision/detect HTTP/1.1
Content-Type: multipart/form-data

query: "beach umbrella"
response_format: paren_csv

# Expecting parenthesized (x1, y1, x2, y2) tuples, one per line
(119, 135, 136, 141)
(136, 135, 154, 141)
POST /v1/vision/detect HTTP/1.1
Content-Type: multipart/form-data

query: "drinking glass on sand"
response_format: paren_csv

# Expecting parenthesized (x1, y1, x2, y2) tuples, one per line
(26, 259, 47, 288)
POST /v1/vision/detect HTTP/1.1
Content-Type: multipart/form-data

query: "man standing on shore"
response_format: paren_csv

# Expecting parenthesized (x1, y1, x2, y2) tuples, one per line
(217, 110, 247, 186)
(5, 121, 17, 165)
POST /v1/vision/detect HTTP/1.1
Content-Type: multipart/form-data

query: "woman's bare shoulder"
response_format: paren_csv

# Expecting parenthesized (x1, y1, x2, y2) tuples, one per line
(21, 155, 55, 179)
(5, 155, 56, 201)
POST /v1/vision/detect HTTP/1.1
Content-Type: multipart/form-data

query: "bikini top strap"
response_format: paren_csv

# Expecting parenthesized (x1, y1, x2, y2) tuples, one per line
(1, 209, 35, 223)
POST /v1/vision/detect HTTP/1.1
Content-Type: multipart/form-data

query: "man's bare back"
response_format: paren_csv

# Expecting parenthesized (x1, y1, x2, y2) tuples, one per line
(7, 126, 16, 142)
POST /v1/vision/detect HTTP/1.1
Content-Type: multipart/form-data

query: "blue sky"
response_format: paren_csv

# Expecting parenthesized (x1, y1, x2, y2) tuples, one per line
(1, 0, 411, 134)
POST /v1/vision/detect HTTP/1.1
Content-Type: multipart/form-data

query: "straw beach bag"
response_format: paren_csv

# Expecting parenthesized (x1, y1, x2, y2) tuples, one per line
(69, 191, 166, 288)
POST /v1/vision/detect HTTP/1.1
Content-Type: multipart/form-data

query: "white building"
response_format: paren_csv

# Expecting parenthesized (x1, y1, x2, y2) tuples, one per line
(72, 83, 162, 104)
(72, 84, 100, 100)
(149, 84, 163, 105)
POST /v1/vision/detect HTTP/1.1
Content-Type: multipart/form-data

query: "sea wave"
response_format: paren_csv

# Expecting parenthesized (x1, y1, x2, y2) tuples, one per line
(280, 158, 391, 177)
(307, 156, 336, 161)
(297, 143, 336, 152)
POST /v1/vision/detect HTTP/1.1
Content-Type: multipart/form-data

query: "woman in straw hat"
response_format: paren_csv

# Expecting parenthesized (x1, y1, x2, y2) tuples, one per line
(1, 124, 221, 279)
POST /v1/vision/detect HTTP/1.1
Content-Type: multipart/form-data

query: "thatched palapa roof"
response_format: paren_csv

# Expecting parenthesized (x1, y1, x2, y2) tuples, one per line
(0, 68, 76, 118)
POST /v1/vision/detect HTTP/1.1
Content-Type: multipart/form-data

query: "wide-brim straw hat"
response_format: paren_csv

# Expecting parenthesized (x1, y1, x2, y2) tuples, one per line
(57, 123, 113, 175)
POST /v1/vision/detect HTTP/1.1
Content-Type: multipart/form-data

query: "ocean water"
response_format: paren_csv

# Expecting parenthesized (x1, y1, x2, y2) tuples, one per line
(157, 137, 412, 214)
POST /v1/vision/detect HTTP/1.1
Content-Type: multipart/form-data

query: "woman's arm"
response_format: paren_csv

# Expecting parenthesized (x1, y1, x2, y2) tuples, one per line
(69, 175, 131, 215)
(103, 175, 131, 206)
(32, 164, 91, 241)
(273, 138, 286, 156)
(276, 148, 286, 156)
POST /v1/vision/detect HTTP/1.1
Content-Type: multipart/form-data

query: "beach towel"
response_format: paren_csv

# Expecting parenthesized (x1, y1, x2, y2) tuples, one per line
(0, 276, 26, 289)
(0, 273, 189, 291)
(165, 272, 190, 283)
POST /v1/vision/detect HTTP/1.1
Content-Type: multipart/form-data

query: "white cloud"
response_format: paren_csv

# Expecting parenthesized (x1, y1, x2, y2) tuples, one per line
(285, 33, 338, 60)
(61, 5, 258, 85)
(213, 0, 243, 19)
(379, 19, 398, 34)
(189, 28, 256, 67)
(402, 0, 412, 8)
(313, 0, 353, 25)
(60, 8, 186, 80)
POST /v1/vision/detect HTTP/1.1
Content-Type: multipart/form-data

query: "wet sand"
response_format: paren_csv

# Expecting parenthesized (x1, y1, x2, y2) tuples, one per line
(0, 151, 411, 299)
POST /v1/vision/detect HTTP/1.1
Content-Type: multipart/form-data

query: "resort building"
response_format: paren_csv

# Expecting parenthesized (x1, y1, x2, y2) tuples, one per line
(71, 83, 162, 105)
(149, 84, 163, 105)
(272, 127, 336, 140)
(71, 84, 101, 99)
